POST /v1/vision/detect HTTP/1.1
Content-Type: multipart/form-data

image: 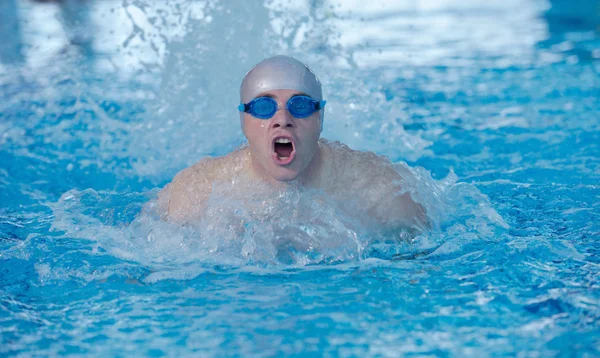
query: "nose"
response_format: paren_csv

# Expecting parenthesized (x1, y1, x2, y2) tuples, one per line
(270, 107, 295, 129)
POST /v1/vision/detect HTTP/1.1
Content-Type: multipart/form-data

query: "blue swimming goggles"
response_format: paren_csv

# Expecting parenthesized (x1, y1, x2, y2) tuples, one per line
(238, 95, 326, 119)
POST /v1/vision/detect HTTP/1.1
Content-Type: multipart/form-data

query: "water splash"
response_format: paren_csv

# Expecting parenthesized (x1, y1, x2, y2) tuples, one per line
(45, 157, 507, 282)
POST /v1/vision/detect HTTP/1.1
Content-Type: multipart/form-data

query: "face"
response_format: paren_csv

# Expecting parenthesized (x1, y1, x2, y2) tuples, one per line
(242, 89, 322, 183)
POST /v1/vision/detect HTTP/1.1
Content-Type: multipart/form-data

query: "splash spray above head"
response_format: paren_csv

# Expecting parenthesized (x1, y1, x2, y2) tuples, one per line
(239, 55, 324, 130)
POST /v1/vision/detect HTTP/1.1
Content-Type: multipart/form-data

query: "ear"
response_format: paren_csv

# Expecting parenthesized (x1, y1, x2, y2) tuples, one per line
(320, 109, 324, 133)
(240, 112, 247, 137)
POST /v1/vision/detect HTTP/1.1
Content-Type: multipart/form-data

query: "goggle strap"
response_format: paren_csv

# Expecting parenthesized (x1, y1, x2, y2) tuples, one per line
(238, 103, 250, 112)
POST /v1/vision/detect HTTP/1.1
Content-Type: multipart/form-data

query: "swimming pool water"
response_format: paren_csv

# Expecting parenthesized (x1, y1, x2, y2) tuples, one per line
(1, 0, 599, 356)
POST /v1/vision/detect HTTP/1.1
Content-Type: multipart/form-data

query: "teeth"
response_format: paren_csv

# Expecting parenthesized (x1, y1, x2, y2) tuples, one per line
(275, 138, 291, 144)
(278, 156, 289, 160)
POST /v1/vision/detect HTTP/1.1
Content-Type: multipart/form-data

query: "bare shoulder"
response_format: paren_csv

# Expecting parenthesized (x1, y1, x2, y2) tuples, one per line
(324, 140, 397, 181)
(157, 150, 246, 222)
(325, 140, 428, 230)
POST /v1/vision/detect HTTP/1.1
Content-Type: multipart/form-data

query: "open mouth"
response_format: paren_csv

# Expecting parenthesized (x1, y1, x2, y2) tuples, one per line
(272, 136, 295, 165)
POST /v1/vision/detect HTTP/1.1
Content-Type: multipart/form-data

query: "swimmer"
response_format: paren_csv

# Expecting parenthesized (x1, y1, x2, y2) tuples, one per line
(157, 55, 428, 231)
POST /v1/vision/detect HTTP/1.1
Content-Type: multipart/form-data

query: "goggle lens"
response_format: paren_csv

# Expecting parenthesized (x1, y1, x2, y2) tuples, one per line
(287, 96, 315, 118)
(251, 97, 277, 119)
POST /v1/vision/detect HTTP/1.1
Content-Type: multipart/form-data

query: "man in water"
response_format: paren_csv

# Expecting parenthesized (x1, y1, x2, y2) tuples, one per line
(157, 55, 427, 231)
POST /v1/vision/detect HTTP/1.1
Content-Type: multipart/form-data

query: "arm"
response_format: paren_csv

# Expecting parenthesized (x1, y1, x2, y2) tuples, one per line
(384, 190, 429, 230)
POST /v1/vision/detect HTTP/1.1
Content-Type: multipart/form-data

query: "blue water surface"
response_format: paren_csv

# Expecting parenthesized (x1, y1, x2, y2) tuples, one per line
(1, 0, 599, 356)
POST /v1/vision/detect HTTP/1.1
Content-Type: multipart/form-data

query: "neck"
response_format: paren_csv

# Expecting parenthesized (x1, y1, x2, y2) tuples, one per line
(297, 143, 325, 188)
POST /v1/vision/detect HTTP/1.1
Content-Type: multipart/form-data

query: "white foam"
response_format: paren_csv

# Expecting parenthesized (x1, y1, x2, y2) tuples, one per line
(47, 158, 508, 282)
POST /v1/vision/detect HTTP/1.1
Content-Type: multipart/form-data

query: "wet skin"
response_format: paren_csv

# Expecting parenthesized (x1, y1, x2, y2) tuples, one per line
(242, 89, 322, 184)
(156, 89, 428, 231)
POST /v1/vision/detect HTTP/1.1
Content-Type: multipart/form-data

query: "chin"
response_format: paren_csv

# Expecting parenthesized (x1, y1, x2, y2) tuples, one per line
(270, 168, 300, 183)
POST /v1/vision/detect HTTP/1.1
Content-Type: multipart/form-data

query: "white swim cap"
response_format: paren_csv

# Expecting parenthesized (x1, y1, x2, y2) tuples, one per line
(239, 55, 324, 131)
